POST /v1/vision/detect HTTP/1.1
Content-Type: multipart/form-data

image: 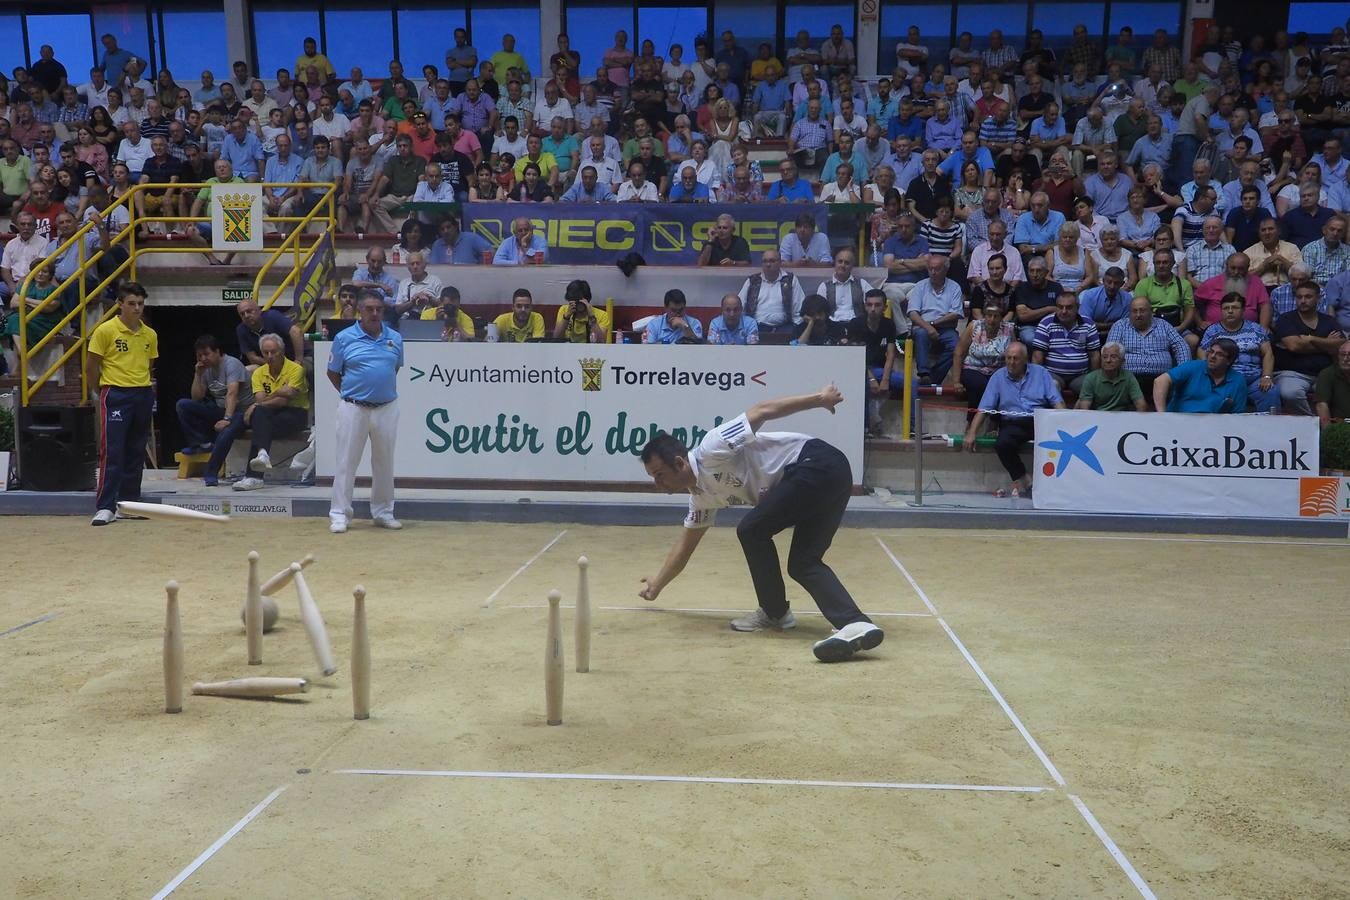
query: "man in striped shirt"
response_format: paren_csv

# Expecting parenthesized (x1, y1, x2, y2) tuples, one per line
(1106, 295, 1191, 402)
(1031, 292, 1101, 393)
(638, 386, 884, 663)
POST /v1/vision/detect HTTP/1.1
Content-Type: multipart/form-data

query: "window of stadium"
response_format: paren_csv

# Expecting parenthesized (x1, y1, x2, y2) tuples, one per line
(252, 5, 321, 77)
(395, 3, 468, 77)
(324, 3, 395, 76)
(471, 1, 543, 81)
(93, 4, 153, 73)
(878, 3, 953, 74)
(564, 1, 635, 81)
(161, 4, 230, 77)
(25, 13, 95, 72)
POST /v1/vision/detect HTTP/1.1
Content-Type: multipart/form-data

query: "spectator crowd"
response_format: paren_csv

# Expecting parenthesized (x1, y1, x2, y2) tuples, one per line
(5, 21, 1350, 497)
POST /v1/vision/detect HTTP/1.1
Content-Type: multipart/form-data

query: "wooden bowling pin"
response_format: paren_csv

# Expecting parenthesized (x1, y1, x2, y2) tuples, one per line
(261, 553, 315, 597)
(192, 677, 309, 698)
(163, 580, 184, 714)
(293, 566, 337, 677)
(351, 586, 370, 721)
(545, 589, 564, 725)
(575, 556, 591, 674)
(245, 551, 263, 665)
(118, 500, 230, 523)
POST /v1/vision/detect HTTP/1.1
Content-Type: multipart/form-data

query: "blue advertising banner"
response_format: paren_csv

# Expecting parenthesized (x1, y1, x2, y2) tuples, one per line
(462, 202, 829, 265)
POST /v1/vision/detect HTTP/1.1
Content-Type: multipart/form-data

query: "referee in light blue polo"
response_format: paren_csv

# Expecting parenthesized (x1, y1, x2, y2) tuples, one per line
(327, 288, 404, 534)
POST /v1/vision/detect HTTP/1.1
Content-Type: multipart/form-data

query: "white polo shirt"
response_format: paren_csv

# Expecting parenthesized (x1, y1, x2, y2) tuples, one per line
(684, 414, 810, 528)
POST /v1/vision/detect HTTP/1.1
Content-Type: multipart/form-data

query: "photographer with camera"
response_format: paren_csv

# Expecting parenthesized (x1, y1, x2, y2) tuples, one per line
(419, 284, 476, 341)
(552, 278, 610, 343)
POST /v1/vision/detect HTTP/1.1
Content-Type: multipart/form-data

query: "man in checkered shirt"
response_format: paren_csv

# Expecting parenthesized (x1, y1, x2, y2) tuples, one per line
(638, 386, 884, 663)
(1107, 295, 1192, 402)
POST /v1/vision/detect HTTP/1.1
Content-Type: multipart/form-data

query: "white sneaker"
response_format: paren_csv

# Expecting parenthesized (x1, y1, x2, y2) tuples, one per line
(729, 608, 797, 632)
(251, 449, 272, 470)
(90, 509, 114, 526)
(232, 476, 265, 491)
(373, 516, 403, 530)
(812, 622, 885, 662)
(330, 519, 348, 534)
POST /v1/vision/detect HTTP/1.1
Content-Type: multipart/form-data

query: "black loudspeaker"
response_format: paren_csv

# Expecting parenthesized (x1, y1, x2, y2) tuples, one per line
(17, 405, 97, 492)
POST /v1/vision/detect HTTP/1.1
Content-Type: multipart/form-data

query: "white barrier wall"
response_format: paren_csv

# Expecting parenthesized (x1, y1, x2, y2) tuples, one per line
(1032, 410, 1339, 519)
(314, 343, 866, 485)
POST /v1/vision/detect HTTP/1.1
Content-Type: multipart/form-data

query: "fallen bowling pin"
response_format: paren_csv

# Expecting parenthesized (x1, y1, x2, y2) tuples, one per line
(117, 500, 230, 523)
(260, 554, 315, 596)
(192, 677, 309, 698)
(293, 566, 338, 677)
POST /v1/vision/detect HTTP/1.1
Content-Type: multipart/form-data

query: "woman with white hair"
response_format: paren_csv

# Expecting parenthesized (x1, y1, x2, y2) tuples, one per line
(1090, 226, 1138, 289)
(1046, 222, 1096, 291)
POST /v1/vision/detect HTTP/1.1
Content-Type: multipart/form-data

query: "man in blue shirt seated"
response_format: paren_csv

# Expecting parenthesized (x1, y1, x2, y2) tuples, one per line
(561, 165, 616, 202)
(750, 67, 790, 137)
(766, 160, 815, 202)
(668, 166, 710, 203)
(885, 97, 925, 143)
(937, 130, 995, 182)
(428, 216, 493, 264)
(962, 341, 1066, 498)
(707, 293, 760, 345)
(492, 215, 549, 265)
(1152, 338, 1249, 412)
(643, 289, 704, 344)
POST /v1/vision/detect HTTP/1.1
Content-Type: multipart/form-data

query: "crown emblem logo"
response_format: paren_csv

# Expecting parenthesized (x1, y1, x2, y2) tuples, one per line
(219, 192, 255, 244)
(578, 358, 604, 391)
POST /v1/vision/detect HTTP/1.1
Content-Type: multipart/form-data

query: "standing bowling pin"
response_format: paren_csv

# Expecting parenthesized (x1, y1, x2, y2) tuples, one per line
(575, 556, 591, 674)
(351, 586, 370, 720)
(163, 580, 184, 714)
(245, 551, 263, 665)
(545, 590, 564, 725)
(293, 566, 338, 676)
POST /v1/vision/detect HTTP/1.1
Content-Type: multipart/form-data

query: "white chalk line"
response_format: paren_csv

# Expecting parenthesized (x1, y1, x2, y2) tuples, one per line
(949, 532, 1347, 547)
(1070, 794, 1158, 900)
(875, 536, 1156, 899)
(502, 604, 931, 618)
(335, 768, 1049, 793)
(0, 612, 59, 638)
(150, 785, 287, 900)
(481, 529, 568, 607)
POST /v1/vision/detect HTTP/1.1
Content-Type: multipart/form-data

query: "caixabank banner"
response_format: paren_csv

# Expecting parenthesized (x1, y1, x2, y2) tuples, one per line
(314, 343, 864, 484)
(1031, 410, 1337, 518)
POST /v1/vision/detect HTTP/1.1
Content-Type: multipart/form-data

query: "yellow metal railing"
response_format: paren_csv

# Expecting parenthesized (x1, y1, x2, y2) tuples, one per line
(14, 181, 337, 406)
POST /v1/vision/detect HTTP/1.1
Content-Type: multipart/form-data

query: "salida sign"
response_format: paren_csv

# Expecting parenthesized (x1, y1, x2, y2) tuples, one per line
(1033, 410, 1324, 519)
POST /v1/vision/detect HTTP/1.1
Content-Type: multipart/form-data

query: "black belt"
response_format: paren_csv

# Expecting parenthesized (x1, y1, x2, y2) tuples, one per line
(343, 396, 393, 408)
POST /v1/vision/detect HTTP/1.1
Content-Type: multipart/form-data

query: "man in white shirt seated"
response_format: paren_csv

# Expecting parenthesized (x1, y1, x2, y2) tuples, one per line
(738, 249, 805, 335)
(816, 246, 874, 321)
(637, 385, 885, 663)
(614, 161, 659, 202)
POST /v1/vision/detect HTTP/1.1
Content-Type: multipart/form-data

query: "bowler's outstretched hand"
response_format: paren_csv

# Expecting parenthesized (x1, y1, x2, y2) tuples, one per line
(819, 383, 843, 413)
(639, 577, 660, 602)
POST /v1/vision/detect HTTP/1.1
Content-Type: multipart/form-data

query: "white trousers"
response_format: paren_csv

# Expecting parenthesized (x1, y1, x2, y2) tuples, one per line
(330, 398, 399, 522)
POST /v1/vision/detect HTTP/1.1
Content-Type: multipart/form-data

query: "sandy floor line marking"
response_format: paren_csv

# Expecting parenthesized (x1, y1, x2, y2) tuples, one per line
(943, 532, 1348, 547)
(0, 612, 60, 638)
(502, 604, 931, 618)
(150, 785, 287, 900)
(335, 769, 1050, 793)
(1070, 793, 1157, 899)
(482, 529, 568, 607)
(875, 536, 1156, 900)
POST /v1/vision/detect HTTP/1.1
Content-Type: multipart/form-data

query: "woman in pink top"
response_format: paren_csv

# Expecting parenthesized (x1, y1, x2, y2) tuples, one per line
(603, 31, 634, 89)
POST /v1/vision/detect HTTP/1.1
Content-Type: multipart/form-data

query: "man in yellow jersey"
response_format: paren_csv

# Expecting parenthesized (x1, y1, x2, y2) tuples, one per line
(233, 333, 309, 491)
(492, 288, 545, 342)
(551, 278, 610, 342)
(88, 281, 157, 526)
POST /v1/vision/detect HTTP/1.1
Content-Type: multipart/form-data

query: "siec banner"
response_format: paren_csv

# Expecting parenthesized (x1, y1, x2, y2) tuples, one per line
(313, 343, 864, 484)
(1031, 409, 1335, 519)
(463, 202, 829, 265)
(210, 182, 264, 252)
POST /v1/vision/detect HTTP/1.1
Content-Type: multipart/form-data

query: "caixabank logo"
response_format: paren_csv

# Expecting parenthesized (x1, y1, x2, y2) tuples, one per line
(1040, 426, 1104, 477)
(1298, 477, 1350, 517)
